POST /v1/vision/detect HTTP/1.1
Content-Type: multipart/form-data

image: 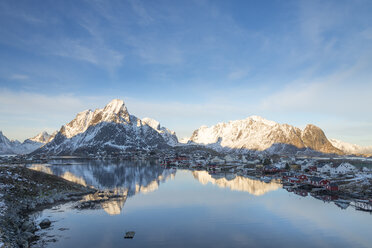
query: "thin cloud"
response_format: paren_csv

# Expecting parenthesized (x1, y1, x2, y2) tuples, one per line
(10, 74, 29, 80)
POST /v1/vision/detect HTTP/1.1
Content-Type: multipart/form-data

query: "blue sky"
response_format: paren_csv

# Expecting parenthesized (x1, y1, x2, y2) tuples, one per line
(1, 0, 372, 145)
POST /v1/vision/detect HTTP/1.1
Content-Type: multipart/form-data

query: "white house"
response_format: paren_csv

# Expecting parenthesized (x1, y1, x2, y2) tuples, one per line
(331, 163, 357, 175)
(318, 163, 333, 174)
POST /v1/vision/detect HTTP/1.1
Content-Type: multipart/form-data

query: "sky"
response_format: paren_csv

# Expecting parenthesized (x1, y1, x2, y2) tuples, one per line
(0, 0, 372, 146)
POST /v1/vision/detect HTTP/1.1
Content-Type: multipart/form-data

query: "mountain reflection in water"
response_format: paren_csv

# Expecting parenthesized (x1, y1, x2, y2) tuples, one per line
(29, 160, 176, 215)
(192, 171, 282, 195)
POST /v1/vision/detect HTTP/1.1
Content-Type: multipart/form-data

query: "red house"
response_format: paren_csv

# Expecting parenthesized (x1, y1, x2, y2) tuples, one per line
(287, 177, 301, 184)
(326, 183, 339, 191)
(296, 174, 308, 181)
(309, 176, 330, 186)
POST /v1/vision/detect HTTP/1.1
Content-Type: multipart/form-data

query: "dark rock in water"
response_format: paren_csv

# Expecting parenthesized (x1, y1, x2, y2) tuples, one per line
(124, 231, 135, 239)
(39, 218, 51, 229)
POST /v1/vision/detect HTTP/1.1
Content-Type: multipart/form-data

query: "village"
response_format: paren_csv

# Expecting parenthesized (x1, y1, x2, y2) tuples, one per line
(155, 151, 372, 212)
(1, 148, 372, 213)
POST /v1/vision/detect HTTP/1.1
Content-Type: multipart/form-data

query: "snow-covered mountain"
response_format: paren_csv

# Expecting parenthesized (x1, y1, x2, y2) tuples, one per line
(188, 116, 342, 155)
(329, 139, 372, 156)
(33, 99, 176, 155)
(0, 131, 53, 155)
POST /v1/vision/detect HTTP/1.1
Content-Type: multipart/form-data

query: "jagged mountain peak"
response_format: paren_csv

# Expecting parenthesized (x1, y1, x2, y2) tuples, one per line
(62, 99, 132, 139)
(29, 131, 51, 143)
(103, 99, 128, 115)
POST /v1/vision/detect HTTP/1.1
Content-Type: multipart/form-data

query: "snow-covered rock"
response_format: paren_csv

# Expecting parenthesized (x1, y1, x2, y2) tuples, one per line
(33, 99, 176, 155)
(189, 116, 342, 155)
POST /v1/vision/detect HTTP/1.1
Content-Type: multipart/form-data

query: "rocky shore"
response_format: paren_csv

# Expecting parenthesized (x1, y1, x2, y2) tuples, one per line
(0, 165, 96, 248)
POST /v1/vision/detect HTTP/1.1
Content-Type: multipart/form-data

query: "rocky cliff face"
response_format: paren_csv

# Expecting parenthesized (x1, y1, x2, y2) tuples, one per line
(33, 99, 176, 155)
(189, 116, 343, 155)
(301, 124, 341, 154)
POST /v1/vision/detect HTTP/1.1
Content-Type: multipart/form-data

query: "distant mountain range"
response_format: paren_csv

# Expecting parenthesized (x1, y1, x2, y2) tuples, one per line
(329, 139, 372, 156)
(0, 99, 370, 156)
(0, 130, 54, 155)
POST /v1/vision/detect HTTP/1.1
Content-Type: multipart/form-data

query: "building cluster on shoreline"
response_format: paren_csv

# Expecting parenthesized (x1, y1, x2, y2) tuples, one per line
(1, 149, 371, 212)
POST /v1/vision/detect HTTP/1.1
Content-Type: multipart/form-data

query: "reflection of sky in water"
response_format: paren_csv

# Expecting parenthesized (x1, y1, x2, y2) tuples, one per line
(30, 162, 372, 248)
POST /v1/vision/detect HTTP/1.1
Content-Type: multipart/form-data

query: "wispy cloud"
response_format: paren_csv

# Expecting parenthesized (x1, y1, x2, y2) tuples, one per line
(9, 74, 29, 80)
(52, 39, 124, 71)
(227, 67, 250, 81)
(128, 0, 154, 25)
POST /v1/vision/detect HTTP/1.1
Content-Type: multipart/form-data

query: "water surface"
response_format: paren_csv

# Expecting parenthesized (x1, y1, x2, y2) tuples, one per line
(29, 160, 372, 248)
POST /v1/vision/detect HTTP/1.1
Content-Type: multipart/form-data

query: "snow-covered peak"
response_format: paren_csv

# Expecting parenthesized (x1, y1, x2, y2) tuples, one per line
(61, 99, 133, 138)
(103, 99, 128, 115)
(246, 115, 277, 126)
(29, 131, 51, 143)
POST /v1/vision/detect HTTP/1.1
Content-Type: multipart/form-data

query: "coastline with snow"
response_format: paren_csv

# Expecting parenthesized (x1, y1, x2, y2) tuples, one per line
(0, 165, 96, 248)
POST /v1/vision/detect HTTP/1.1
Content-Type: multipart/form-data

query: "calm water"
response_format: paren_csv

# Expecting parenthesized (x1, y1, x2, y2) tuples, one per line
(29, 160, 372, 248)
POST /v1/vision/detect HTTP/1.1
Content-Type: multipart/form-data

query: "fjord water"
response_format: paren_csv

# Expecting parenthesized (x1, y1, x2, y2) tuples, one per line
(29, 161, 371, 248)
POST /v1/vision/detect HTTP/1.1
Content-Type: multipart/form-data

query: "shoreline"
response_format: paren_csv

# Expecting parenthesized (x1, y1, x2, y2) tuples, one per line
(0, 165, 96, 248)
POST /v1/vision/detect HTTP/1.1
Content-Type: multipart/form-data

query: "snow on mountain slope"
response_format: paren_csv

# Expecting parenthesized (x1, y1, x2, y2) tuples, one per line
(329, 139, 372, 155)
(0, 131, 54, 155)
(142, 117, 178, 146)
(189, 116, 342, 155)
(0, 131, 16, 155)
(29, 131, 52, 143)
(34, 99, 176, 155)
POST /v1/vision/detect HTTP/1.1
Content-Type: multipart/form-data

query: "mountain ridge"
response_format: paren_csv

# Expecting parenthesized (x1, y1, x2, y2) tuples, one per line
(188, 116, 343, 155)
